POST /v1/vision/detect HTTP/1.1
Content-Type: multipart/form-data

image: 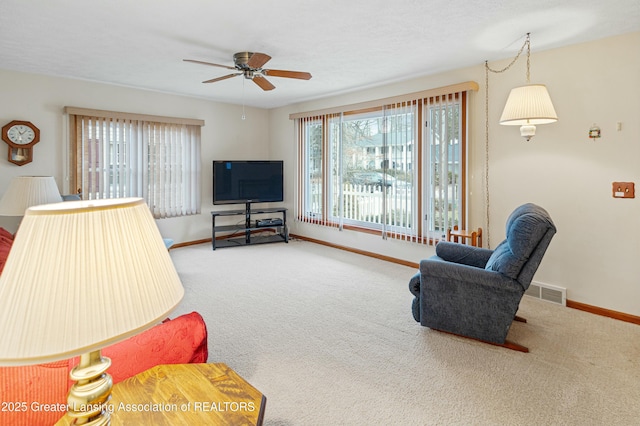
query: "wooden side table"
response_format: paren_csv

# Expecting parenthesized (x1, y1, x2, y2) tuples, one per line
(447, 225, 482, 247)
(56, 363, 266, 426)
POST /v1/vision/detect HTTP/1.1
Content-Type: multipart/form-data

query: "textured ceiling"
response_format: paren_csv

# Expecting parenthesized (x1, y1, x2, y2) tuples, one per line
(1, 0, 638, 109)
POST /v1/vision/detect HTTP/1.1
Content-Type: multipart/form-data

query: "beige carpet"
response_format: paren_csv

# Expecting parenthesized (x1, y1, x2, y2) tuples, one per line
(169, 239, 640, 426)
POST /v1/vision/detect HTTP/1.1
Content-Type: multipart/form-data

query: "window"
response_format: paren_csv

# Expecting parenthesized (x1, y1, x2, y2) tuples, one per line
(65, 107, 203, 219)
(293, 82, 477, 244)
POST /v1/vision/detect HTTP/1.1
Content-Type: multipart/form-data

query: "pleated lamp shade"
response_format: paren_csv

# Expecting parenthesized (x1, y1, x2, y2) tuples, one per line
(0, 176, 63, 216)
(0, 198, 184, 365)
(499, 84, 558, 126)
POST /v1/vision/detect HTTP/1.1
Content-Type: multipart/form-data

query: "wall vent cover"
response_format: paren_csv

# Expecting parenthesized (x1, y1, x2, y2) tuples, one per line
(525, 281, 566, 306)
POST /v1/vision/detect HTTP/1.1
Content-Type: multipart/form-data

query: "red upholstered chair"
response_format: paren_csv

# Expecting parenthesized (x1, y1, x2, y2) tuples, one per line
(0, 311, 208, 426)
(91, 311, 208, 385)
(0, 227, 13, 274)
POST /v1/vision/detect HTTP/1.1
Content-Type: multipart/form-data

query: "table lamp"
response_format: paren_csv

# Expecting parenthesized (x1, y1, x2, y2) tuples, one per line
(0, 176, 63, 216)
(0, 198, 184, 425)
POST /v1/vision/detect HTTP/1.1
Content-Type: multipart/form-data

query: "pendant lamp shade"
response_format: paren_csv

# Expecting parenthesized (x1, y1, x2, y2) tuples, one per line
(500, 84, 558, 125)
(500, 84, 558, 141)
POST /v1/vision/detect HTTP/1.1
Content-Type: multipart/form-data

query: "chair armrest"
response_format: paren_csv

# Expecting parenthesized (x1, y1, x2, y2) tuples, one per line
(408, 271, 421, 297)
(420, 257, 522, 295)
(434, 241, 494, 268)
(69, 311, 208, 385)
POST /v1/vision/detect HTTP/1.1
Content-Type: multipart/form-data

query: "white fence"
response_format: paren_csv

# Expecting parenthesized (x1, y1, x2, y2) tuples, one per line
(305, 183, 413, 228)
(306, 182, 458, 234)
(341, 183, 412, 227)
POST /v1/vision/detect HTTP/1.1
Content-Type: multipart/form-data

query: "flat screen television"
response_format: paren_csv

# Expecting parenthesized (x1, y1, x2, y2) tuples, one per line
(213, 160, 284, 205)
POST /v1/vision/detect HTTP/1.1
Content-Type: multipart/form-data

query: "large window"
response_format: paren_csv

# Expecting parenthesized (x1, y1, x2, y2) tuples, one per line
(294, 82, 477, 244)
(66, 107, 203, 219)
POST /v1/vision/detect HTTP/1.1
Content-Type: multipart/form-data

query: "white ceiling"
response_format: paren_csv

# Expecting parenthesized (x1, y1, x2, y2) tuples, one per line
(1, 0, 639, 109)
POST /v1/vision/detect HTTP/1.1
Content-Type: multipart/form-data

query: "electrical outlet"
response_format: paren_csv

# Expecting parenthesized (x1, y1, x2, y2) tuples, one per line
(612, 182, 634, 198)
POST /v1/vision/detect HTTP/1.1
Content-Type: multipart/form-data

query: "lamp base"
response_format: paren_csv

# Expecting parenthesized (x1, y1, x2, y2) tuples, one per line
(67, 350, 113, 425)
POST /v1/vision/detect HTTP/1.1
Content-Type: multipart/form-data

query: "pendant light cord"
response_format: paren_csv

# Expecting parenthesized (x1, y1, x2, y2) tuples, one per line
(483, 33, 530, 248)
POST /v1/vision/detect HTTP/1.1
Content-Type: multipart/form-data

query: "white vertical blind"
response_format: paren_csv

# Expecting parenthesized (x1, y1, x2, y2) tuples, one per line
(296, 114, 342, 229)
(329, 113, 343, 230)
(422, 92, 464, 245)
(382, 100, 417, 242)
(296, 116, 321, 226)
(74, 115, 201, 219)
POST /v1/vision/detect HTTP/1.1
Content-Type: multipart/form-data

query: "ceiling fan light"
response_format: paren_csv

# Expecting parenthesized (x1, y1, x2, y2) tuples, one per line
(500, 84, 558, 126)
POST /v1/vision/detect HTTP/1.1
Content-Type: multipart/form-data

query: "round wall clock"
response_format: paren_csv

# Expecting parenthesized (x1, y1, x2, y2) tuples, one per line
(2, 120, 40, 166)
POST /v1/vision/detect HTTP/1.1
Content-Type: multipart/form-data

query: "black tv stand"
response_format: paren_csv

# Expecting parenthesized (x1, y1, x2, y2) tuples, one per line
(210, 203, 288, 250)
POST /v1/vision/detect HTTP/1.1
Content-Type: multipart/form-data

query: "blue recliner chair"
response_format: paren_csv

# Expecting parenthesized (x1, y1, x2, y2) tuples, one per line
(409, 203, 556, 352)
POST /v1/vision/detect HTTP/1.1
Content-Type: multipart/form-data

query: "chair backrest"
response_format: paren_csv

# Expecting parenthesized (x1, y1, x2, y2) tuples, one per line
(485, 203, 556, 289)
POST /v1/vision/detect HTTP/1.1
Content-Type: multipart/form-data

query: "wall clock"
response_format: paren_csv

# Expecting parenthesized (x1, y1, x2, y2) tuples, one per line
(1, 120, 40, 166)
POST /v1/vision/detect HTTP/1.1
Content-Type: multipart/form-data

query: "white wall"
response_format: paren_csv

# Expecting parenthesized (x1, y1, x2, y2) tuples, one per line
(0, 69, 270, 240)
(270, 32, 640, 317)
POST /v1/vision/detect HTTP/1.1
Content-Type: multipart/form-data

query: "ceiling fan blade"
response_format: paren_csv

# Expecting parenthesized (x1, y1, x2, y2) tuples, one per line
(252, 75, 275, 91)
(263, 69, 312, 80)
(183, 59, 236, 70)
(247, 52, 272, 69)
(202, 73, 242, 84)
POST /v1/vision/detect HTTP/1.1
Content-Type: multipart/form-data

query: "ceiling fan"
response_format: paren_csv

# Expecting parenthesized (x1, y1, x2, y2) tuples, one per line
(183, 52, 312, 91)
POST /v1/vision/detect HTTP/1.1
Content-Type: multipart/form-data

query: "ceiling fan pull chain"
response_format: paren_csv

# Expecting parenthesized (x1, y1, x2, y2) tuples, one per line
(242, 78, 247, 120)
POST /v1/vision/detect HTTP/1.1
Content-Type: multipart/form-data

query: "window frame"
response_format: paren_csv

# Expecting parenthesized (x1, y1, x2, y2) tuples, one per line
(293, 82, 477, 244)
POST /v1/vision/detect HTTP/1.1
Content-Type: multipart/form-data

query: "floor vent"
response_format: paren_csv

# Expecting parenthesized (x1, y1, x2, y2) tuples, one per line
(525, 281, 566, 306)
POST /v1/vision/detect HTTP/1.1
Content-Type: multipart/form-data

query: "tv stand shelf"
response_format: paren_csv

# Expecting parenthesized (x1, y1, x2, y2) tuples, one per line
(210, 205, 288, 250)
